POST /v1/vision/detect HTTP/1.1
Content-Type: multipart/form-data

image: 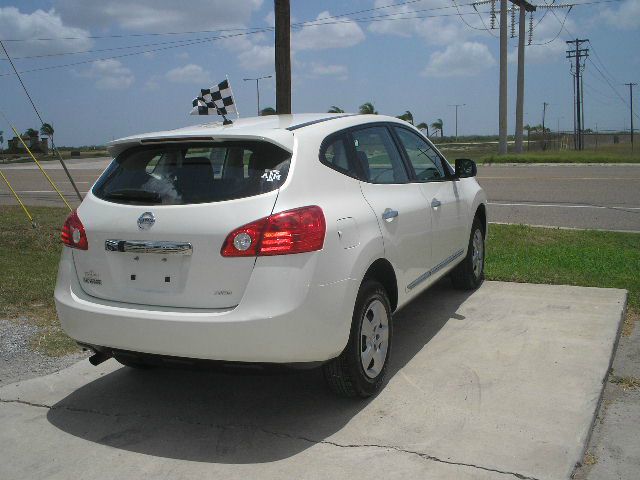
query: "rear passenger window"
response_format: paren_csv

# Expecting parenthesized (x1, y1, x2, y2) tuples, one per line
(351, 126, 408, 184)
(320, 135, 359, 178)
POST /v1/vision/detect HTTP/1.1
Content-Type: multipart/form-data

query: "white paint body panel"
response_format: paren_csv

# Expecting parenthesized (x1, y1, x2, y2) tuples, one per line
(55, 113, 487, 363)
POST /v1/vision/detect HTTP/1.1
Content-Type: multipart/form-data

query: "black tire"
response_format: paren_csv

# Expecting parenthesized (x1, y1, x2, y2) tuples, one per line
(114, 354, 154, 369)
(450, 216, 485, 290)
(323, 279, 393, 398)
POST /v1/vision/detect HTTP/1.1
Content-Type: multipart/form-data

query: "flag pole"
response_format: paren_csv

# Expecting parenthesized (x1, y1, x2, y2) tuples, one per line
(0, 169, 36, 227)
(226, 75, 240, 119)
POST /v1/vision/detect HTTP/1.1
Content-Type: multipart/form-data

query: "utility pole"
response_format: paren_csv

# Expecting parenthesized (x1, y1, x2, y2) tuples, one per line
(542, 102, 549, 150)
(448, 104, 466, 141)
(498, 0, 508, 154)
(243, 75, 272, 116)
(566, 39, 588, 150)
(625, 82, 636, 151)
(274, 0, 291, 114)
(514, 1, 536, 153)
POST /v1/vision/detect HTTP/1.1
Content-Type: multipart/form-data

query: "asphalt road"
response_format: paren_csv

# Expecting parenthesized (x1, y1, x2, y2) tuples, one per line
(1, 159, 639, 232)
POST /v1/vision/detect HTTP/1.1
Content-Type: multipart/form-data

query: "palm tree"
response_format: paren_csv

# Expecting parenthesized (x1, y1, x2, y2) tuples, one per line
(431, 118, 444, 138)
(328, 106, 344, 113)
(40, 123, 54, 150)
(24, 128, 38, 138)
(40, 123, 54, 139)
(358, 102, 378, 115)
(396, 110, 414, 125)
(416, 122, 429, 136)
(0, 130, 3, 152)
(260, 107, 276, 116)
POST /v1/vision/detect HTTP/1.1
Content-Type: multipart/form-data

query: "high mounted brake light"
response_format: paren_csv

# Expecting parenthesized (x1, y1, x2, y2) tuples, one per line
(221, 206, 325, 257)
(61, 210, 88, 250)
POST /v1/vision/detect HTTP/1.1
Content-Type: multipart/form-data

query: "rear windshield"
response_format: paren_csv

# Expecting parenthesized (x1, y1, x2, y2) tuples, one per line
(93, 141, 291, 205)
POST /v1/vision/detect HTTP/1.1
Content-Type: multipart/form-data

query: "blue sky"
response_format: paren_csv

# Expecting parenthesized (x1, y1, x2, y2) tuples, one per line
(0, 0, 638, 146)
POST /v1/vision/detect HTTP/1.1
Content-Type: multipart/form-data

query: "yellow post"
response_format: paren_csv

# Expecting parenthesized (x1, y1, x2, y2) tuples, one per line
(10, 125, 73, 211)
(0, 169, 36, 227)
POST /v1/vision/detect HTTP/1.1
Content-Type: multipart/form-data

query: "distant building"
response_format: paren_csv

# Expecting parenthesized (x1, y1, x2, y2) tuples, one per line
(7, 131, 48, 154)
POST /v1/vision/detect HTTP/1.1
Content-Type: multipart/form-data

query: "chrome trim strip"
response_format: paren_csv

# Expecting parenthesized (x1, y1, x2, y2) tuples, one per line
(105, 240, 192, 256)
(407, 248, 465, 291)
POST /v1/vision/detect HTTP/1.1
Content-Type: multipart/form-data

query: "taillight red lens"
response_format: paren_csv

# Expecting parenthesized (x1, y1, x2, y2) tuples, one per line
(221, 206, 326, 257)
(61, 210, 88, 250)
(220, 217, 268, 257)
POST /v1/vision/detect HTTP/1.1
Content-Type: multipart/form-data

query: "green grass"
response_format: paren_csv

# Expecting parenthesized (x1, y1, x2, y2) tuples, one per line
(437, 143, 640, 164)
(0, 206, 638, 357)
(486, 224, 640, 334)
(482, 149, 640, 164)
(0, 206, 76, 355)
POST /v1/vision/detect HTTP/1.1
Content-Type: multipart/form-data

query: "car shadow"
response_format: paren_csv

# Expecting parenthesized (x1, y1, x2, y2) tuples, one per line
(47, 279, 475, 463)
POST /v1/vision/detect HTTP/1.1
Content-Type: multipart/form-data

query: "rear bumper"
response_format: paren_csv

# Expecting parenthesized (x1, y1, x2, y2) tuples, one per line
(55, 249, 358, 363)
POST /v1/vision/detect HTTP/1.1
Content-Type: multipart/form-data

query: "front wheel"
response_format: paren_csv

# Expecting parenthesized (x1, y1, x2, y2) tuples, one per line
(450, 217, 485, 290)
(323, 280, 393, 398)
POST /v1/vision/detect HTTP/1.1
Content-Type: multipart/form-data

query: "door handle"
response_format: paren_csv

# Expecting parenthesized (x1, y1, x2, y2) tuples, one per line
(431, 198, 442, 208)
(382, 208, 399, 222)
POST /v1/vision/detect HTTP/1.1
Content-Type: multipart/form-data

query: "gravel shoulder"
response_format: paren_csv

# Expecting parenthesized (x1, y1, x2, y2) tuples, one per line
(0, 318, 87, 387)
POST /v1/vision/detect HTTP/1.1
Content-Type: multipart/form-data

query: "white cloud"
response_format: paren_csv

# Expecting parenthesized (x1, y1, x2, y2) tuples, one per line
(294, 11, 365, 50)
(600, 0, 640, 29)
(55, 0, 263, 31)
(367, 0, 480, 45)
(0, 7, 92, 58)
(166, 64, 210, 84)
(309, 62, 348, 80)
(221, 34, 273, 70)
(422, 42, 496, 77)
(83, 59, 134, 89)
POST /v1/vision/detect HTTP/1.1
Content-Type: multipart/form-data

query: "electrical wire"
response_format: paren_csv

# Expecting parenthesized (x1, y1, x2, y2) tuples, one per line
(0, 0, 624, 43)
(588, 57, 640, 120)
(0, 9, 504, 77)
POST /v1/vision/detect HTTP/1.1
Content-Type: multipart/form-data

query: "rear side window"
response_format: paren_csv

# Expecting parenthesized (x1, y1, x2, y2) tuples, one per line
(320, 134, 360, 179)
(93, 141, 291, 205)
(351, 126, 408, 184)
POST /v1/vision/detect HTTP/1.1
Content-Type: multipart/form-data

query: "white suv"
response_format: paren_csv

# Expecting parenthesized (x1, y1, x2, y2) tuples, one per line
(55, 113, 487, 397)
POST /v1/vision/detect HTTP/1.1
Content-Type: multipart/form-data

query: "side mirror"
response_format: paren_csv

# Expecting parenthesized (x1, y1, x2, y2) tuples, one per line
(455, 158, 477, 178)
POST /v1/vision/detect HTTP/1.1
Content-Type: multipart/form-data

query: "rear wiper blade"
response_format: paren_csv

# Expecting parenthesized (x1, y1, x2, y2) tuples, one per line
(104, 189, 161, 203)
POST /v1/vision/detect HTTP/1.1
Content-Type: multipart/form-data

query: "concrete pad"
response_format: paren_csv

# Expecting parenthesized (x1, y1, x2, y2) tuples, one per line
(0, 281, 626, 480)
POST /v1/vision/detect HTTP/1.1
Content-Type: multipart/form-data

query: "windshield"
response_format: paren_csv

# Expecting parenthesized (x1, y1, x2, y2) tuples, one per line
(93, 141, 291, 205)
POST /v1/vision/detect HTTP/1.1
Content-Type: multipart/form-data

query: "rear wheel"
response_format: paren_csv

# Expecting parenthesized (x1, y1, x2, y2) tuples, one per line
(323, 280, 393, 397)
(451, 216, 485, 290)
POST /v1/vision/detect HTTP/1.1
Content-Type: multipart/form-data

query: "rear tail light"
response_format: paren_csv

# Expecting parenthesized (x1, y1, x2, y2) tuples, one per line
(61, 210, 88, 250)
(221, 206, 325, 257)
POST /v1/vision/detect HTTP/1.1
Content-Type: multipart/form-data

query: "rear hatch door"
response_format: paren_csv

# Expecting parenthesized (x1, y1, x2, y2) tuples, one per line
(73, 139, 291, 309)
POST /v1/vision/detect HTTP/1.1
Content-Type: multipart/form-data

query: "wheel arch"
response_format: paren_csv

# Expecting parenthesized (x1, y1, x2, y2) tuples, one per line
(475, 202, 487, 236)
(362, 258, 398, 312)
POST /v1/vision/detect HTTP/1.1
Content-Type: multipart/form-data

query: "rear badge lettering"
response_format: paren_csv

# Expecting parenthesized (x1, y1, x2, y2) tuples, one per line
(83, 270, 102, 285)
(261, 170, 281, 182)
(214, 290, 232, 296)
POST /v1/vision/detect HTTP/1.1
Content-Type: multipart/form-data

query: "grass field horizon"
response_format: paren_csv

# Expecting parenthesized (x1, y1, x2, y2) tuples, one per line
(1, 206, 637, 356)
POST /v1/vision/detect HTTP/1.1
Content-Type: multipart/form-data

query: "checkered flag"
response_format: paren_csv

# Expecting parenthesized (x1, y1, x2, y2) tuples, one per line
(190, 79, 237, 116)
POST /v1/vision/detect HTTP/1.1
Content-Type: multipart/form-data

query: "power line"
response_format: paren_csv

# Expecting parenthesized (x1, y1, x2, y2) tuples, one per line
(588, 57, 639, 120)
(0, 10, 501, 77)
(0, 0, 623, 43)
(587, 40, 620, 85)
(0, 40, 82, 200)
(0, 0, 626, 80)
